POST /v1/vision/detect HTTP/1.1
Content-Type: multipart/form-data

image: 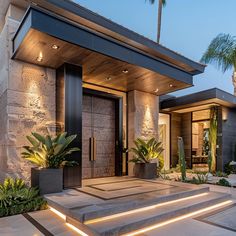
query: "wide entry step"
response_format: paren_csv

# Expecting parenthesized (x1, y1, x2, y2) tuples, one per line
(67, 191, 231, 236)
(44, 178, 232, 236)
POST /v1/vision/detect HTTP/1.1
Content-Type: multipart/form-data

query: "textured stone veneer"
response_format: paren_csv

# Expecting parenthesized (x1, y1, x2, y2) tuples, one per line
(128, 90, 159, 175)
(0, 5, 56, 182)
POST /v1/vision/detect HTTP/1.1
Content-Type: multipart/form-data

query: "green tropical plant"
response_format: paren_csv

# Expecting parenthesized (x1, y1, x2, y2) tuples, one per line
(201, 34, 236, 95)
(129, 137, 164, 163)
(177, 137, 186, 181)
(208, 107, 218, 173)
(22, 132, 80, 169)
(146, 0, 166, 43)
(224, 161, 234, 175)
(214, 171, 228, 178)
(216, 178, 231, 187)
(0, 178, 47, 217)
(185, 173, 208, 185)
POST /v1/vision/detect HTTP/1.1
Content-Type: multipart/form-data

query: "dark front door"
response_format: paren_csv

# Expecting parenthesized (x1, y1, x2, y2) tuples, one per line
(82, 94, 116, 179)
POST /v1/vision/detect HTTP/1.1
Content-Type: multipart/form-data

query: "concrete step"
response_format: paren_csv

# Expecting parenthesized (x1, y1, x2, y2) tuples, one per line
(67, 186, 209, 223)
(66, 192, 231, 236)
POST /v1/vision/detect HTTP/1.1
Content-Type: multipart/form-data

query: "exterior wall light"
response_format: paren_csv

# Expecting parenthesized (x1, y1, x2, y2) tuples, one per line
(169, 84, 173, 88)
(36, 57, 43, 62)
(106, 77, 112, 81)
(36, 52, 43, 62)
(122, 69, 129, 74)
(154, 88, 159, 93)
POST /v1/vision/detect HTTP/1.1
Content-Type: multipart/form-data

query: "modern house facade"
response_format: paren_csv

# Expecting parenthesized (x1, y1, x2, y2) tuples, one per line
(0, 0, 205, 187)
(160, 88, 236, 171)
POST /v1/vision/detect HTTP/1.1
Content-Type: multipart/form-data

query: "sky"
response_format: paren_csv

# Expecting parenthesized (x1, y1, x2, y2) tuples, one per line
(73, 0, 236, 96)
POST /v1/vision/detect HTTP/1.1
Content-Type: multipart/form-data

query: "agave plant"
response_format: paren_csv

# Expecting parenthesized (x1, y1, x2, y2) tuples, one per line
(129, 137, 164, 163)
(22, 132, 80, 169)
(0, 178, 47, 217)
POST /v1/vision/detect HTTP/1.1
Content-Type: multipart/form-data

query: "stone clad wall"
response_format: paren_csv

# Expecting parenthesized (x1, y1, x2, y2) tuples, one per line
(0, 9, 56, 182)
(128, 90, 159, 175)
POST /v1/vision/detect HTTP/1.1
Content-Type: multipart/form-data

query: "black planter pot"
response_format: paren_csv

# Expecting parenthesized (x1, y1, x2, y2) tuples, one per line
(31, 168, 63, 195)
(63, 165, 81, 189)
(134, 163, 157, 179)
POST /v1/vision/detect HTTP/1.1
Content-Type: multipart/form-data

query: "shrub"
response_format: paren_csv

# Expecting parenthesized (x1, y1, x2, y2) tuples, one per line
(184, 173, 208, 185)
(0, 178, 47, 217)
(214, 171, 228, 178)
(216, 178, 231, 187)
(224, 161, 234, 175)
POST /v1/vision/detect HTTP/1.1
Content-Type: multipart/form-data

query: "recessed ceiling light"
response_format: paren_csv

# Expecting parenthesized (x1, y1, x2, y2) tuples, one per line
(52, 44, 59, 50)
(122, 69, 129, 74)
(154, 88, 159, 93)
(106, 77, 112, 81)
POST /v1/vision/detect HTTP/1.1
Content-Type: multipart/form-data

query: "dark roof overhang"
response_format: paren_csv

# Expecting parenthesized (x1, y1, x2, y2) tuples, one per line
(161, 88, 236, 112)
(12, 1, 204, 95)
(27, 0, 205, 75)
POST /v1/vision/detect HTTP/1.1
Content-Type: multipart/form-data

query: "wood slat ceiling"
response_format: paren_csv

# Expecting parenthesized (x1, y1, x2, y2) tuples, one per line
(13, 29, 190, 95)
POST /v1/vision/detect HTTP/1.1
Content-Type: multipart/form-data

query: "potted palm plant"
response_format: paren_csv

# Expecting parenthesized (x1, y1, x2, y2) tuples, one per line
(22, 132, 80, 195)
(129, 137, 164, 179)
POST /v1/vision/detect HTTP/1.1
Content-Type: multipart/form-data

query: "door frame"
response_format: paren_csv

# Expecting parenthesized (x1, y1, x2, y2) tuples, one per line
(83, 88, 124, 177)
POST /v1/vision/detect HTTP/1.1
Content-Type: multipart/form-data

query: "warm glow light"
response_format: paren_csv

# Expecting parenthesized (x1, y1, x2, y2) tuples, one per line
(52, 44, 60, 50)
(66, 223, 89, 236)
(122, 69, 129, 74)
(49, 207, 66, 220)
(106, 77, 112, 81)
(169, 84, 173, 87)
(85, 193, 208, 224)
(122, 200, 232, 236)
(154, 88, 159, 93)
(36, 52, 43, 62)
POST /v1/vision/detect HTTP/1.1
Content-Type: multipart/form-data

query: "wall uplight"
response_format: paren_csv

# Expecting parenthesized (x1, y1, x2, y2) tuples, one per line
(36, 52, 43, 62)
(106, 77, 112, 81)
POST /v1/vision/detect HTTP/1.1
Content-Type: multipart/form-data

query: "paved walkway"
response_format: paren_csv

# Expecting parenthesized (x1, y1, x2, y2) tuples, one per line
(0, 181, 236, 236)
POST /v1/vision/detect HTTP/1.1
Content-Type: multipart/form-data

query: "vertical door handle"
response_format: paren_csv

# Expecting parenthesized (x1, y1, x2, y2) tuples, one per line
(89, 137, 96, 161)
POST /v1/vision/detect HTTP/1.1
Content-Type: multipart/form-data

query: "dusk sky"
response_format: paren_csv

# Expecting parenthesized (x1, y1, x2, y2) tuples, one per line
(74, 0, 235, 96)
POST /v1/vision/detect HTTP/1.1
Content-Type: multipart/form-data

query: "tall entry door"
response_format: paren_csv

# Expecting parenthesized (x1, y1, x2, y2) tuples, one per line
(82, 93, 116, 179)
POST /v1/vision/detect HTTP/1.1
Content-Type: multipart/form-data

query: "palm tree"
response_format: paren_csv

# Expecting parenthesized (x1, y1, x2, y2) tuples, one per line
(147, 0, 166, 43)
(201, 34, 236, 95)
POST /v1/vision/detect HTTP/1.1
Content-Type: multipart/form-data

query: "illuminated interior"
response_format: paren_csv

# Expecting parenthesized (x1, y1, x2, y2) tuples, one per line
(159, 113, 170, 170)
(192, 109, 210, 169)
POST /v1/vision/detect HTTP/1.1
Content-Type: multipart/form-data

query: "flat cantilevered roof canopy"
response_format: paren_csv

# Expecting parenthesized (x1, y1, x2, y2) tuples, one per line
(161, 88, 236, 113)
(12, 3, 205, 95)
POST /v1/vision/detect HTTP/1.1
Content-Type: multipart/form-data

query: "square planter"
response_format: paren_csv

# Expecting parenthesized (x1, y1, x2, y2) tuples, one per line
(134, 163, 157, 179)
(63, 165, 81, 189)
(31, 168, 63, 195)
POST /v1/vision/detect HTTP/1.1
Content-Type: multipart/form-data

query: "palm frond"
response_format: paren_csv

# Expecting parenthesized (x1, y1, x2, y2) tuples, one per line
(201, 33, 236, 72)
